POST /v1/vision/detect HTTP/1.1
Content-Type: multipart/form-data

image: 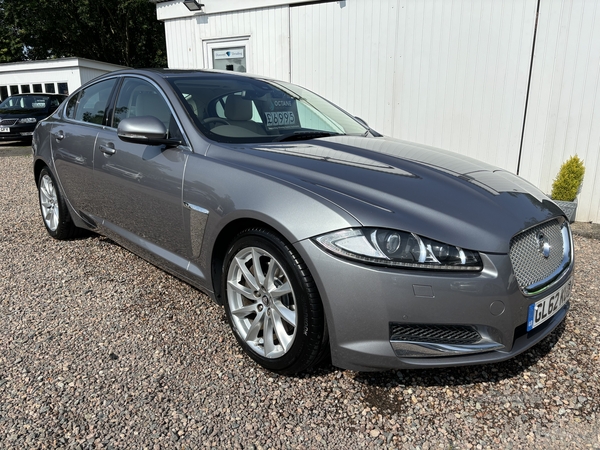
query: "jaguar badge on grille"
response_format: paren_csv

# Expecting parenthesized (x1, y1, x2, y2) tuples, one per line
(537, 232, 550, 258)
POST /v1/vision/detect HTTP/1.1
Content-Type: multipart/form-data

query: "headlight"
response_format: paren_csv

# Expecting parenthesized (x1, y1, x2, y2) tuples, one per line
(314, 228, 482, 271)
(18, 118, 37, 124)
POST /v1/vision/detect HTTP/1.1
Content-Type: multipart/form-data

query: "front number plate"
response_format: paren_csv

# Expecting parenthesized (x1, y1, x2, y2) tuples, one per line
(527, 277, 572, 331)
(0, 127, 10, 133)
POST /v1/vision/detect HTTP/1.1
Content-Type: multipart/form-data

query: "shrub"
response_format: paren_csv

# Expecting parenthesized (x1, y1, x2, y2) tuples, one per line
(550, 155, 585, 202)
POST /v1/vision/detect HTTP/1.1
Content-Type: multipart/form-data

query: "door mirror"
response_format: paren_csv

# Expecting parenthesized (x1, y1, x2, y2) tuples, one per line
(117, 116, 181, 147)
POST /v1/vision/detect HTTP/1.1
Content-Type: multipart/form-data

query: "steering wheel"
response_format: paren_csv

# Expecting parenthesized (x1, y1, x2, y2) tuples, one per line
(202, 117, 230, 128)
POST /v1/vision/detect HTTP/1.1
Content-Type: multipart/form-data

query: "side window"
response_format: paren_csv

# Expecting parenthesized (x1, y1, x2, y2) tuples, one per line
(113, 78, 181, 139)
(73, 79, 117, 125)
(296, 102, 339, 132)
(215, 97, 227, 118)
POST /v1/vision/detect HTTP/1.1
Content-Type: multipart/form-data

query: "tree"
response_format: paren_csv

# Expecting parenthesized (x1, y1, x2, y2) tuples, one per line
(0, 0, 167, 67)
(0, 1, 26, 63)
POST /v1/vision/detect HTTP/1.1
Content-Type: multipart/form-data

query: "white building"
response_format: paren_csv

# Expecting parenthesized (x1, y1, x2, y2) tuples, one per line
(154, 0, 600, 223)
(0, 57, 126, 101)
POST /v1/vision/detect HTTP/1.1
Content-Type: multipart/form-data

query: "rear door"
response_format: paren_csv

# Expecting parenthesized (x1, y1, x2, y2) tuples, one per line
(52, 78, 118, 221)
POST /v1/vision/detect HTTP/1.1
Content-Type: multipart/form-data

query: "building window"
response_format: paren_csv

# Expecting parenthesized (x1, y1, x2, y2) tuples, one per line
(10, 85, 19, 95)
(212, 47, 246, 73)
(57, 83, 69, 95)
(32, 84, 43, 93)
(0, 86, 8, 101)
(45, 83, 56, 93)
(204, 37, 250, 73)
(21, 85, 31, 93)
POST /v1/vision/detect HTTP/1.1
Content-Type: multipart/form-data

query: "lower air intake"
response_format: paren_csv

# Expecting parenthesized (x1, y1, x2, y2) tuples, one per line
(390, 323, 482, 345)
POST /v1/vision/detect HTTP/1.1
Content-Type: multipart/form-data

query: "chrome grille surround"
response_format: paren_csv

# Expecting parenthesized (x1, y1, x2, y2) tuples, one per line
(389, 323, 505, 357)
(509, 217, 572, 296)
(0, 119, 18, 126)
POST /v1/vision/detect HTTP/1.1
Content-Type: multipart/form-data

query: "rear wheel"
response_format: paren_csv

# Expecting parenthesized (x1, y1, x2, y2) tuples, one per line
(38, 167, 81, 239)
(223, 228, 329, 374)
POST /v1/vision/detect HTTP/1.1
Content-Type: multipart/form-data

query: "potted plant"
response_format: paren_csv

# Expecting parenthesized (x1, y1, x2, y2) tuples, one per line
(550, 155, 585, 223)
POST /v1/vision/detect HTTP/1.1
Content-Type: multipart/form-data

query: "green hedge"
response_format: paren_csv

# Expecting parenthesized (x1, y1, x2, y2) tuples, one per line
(551, 155, 585, 202)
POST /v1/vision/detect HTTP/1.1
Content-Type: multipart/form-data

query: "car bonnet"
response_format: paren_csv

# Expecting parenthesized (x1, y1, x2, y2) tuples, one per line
(211, 136, 563, 254)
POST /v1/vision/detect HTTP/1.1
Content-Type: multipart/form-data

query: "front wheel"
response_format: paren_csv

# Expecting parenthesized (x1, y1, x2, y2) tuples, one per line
(223, 228, 329, 374)
(37, 167, 81, 240)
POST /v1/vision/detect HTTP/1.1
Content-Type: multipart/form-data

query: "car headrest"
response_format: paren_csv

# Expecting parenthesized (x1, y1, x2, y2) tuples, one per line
(224, 96, 253, 121)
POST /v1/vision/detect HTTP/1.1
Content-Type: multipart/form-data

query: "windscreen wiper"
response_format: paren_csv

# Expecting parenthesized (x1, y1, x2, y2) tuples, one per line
(273, 131, 344, 142)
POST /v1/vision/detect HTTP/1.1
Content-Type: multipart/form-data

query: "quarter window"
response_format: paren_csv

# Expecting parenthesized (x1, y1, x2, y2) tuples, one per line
(65, 94, 79, 119)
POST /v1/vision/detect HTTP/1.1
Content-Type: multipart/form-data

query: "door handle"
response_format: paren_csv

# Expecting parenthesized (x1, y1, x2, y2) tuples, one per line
(100, 144, 116, 155)
(54, 130, 64, 141)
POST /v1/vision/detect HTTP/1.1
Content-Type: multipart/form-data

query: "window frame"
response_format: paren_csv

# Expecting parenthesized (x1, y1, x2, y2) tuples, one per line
(63, 77, 119, 127)
(107, 75, 191, 148)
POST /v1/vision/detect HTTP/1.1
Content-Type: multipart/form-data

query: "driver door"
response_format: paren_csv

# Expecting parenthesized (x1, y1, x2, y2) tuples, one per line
(94, 77, 190, 273)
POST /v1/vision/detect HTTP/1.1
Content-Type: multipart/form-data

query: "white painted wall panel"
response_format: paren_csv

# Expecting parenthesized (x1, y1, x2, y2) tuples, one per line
(0, 59, 126, 96)
(291, 0, 537, 172)
(165, 6, 290, 81)
(165, 17, 202, 69)
(291, 1, 398, 138)
(520, 0, 600, 222)
(78, 68, 109, 86)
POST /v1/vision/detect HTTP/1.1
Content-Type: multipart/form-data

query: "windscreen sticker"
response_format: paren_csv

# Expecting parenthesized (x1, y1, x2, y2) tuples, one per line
(265, 110, 296, 127)
(260, 98, 299, 130)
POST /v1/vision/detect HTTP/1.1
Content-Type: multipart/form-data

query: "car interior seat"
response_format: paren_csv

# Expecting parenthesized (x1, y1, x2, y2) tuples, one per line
(223, 96, 265, 135)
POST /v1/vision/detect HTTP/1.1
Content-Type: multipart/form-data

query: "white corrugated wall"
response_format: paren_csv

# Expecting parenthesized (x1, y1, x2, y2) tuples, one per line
(519, 0, 600, 223)
(165, 16, 202, 69)
(290, 0, 538, 173)
(164, 6, 291, 81)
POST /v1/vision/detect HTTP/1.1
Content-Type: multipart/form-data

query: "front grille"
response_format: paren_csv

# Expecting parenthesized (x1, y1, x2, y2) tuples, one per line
(509, 219, 570, 292)
(390, 324, 481, 345)
(0, 119, 18, 126)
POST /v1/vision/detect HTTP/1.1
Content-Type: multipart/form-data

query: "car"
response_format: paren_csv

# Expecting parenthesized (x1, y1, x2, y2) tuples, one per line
(32, 69, 573, 374)
(0, 93, 66, 142)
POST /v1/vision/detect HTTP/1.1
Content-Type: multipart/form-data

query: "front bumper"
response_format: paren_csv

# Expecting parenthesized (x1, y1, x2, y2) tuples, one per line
(295, 240, 573, 371)
(0, 124, 36, 141)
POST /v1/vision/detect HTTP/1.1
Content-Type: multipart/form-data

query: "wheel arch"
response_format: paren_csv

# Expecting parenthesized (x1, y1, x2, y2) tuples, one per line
(33, 158, 49, 187)
(211, 217, 286, 305)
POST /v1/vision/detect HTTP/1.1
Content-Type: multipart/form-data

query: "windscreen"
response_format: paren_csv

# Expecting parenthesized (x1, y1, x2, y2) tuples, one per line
(168, 74, 367, 143)
(0, 95, 51, 112)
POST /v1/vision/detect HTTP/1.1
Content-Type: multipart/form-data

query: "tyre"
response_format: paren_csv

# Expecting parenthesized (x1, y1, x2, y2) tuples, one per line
(37, 167, 81, 240)
(223, 228, 329, 374)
